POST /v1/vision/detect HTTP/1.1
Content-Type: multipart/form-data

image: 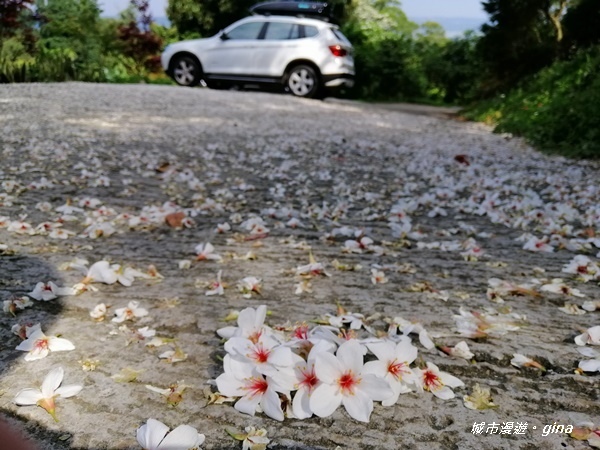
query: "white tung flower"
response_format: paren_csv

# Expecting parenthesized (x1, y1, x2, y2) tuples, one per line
(577, 347, 600, 373)
(216, 305, 269, 341)
(84, 260, 118, 284)
(575, 326, 600, 346)
(370, 268, 388, 285)
(205, 270, 224, 296)
(3, 296, 33, 314)
(310, 340, 393, 422)
(363, 338, 418, 406)
(28, 281, 75, 301)
(112, 301, 149, 323)
(541, 279, 585, 297)
(14, 367, 82, 421)
(90, 303, 108, 321)
(241, 426, 270, 450)
(195, 242, 222, 261)
(136, 418, 205, 450)
(444, 341, 475, 360)
(414, 362, 464, 400)
(237, 277, 262, 298)
(510, 353, 545, 371)
(15, 327, 75, 361)
(216, 355, 289, 421)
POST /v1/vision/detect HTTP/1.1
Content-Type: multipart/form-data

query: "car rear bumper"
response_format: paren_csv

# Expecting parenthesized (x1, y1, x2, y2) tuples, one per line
(322, 74, 354, 88)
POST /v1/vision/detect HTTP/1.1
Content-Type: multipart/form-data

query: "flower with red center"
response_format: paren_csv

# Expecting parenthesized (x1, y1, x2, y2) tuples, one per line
(310, 340, 392, 422)
(414, 362, 464, 400)
(112, 301, 148, 323)
(34, 338, 50, 352)
(225, 334, 293, 377)
(562, 255, 599, 282)
(249, 343, 270, 364)
(28, 281, 74, 301)
(422, 368, 443, 390)
(387, 361, 406, 377)
(15, 327, 75, 361)
(205, 270, 224, 296)
(244, 377, 269, 397)
(295, 253, 330, 278)
(195, 242, 221, 261)
(364, 338, 418, 406)
(342, 236, 374, 254)
(370, 268, 388, 285)
(337, 371, 359, 394)
(272, 341, 331, 419)
(216, 355, 288, 421)
(216, 305, 269, 342)
(523, 236, 554, 252)
(299, 367, 319, 390)
(293, 324, 309, 341)
(541, 279, 585, 297)
(237, 277, 262, 298)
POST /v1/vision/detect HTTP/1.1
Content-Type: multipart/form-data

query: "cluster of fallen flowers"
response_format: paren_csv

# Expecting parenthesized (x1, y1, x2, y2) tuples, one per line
(214, 305, 464, 423)
(4, 236, 599, 447)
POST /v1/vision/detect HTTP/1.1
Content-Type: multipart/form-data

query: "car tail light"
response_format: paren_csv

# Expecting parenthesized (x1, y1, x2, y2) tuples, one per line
(329, 45, 347, 57)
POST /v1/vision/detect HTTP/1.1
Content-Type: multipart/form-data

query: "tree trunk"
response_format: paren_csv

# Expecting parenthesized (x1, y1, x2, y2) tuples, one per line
(545, 0, 567, 42)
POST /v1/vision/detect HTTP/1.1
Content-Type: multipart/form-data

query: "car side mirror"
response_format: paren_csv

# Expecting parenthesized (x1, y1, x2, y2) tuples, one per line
(219, 30, 229, 40)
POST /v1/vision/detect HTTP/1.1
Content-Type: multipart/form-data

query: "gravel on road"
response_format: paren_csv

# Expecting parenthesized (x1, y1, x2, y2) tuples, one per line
(0, 83, 599, 450)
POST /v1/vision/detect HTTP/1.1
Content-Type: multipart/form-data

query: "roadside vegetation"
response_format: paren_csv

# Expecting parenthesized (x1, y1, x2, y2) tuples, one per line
(0, 0, 598, 157)
(464, 47, 600, 159)
(462, 0, 600, 159)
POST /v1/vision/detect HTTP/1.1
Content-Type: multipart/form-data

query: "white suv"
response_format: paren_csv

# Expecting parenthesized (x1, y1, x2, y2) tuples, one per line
(161, 14, 354, 98)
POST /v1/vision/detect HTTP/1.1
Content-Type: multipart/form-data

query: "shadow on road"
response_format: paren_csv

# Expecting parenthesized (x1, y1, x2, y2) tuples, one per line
(0, 253, 67, 449)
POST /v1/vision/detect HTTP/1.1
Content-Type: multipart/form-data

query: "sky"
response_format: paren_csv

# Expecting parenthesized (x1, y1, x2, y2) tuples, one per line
(99, 0, 488, 20)
(400, 0, 487, 19)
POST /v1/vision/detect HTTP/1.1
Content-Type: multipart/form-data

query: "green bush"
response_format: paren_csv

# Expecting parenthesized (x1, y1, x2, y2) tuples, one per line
(464, 47, 600, 159)
(0, 37, 35, 82)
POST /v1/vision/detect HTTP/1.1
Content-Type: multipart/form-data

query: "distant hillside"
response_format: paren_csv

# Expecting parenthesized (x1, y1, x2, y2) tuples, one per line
(154, 16, 171, 27)
(412, 16, 487, 37)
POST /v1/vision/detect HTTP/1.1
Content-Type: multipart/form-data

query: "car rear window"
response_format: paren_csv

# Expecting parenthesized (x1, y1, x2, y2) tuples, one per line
(329, 27, 351, 45)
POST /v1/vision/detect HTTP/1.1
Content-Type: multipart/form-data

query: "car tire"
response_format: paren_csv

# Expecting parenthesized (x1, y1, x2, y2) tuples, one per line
(285, 65, 321, 99)
(171, 55, 202, 87)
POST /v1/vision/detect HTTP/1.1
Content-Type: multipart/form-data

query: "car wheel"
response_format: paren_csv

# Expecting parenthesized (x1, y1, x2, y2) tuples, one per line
(171, 56, 202, 87)
(286, 65, 321, 98)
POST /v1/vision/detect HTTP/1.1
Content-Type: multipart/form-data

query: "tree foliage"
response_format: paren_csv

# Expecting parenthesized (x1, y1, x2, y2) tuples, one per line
(35, 0, 104, 80)
(342, 0, 480, 103)
(0, 0, 33, 35)
(166, 0, 255, 37)
(563, 0, 600, 50)
(167, 0, 350, 37)
(477, 0, 573, 92)
(117, 0, 163, 72)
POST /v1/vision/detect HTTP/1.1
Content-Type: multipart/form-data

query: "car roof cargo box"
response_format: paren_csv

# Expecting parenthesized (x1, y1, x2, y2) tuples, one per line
(250, 1, 332, 21)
